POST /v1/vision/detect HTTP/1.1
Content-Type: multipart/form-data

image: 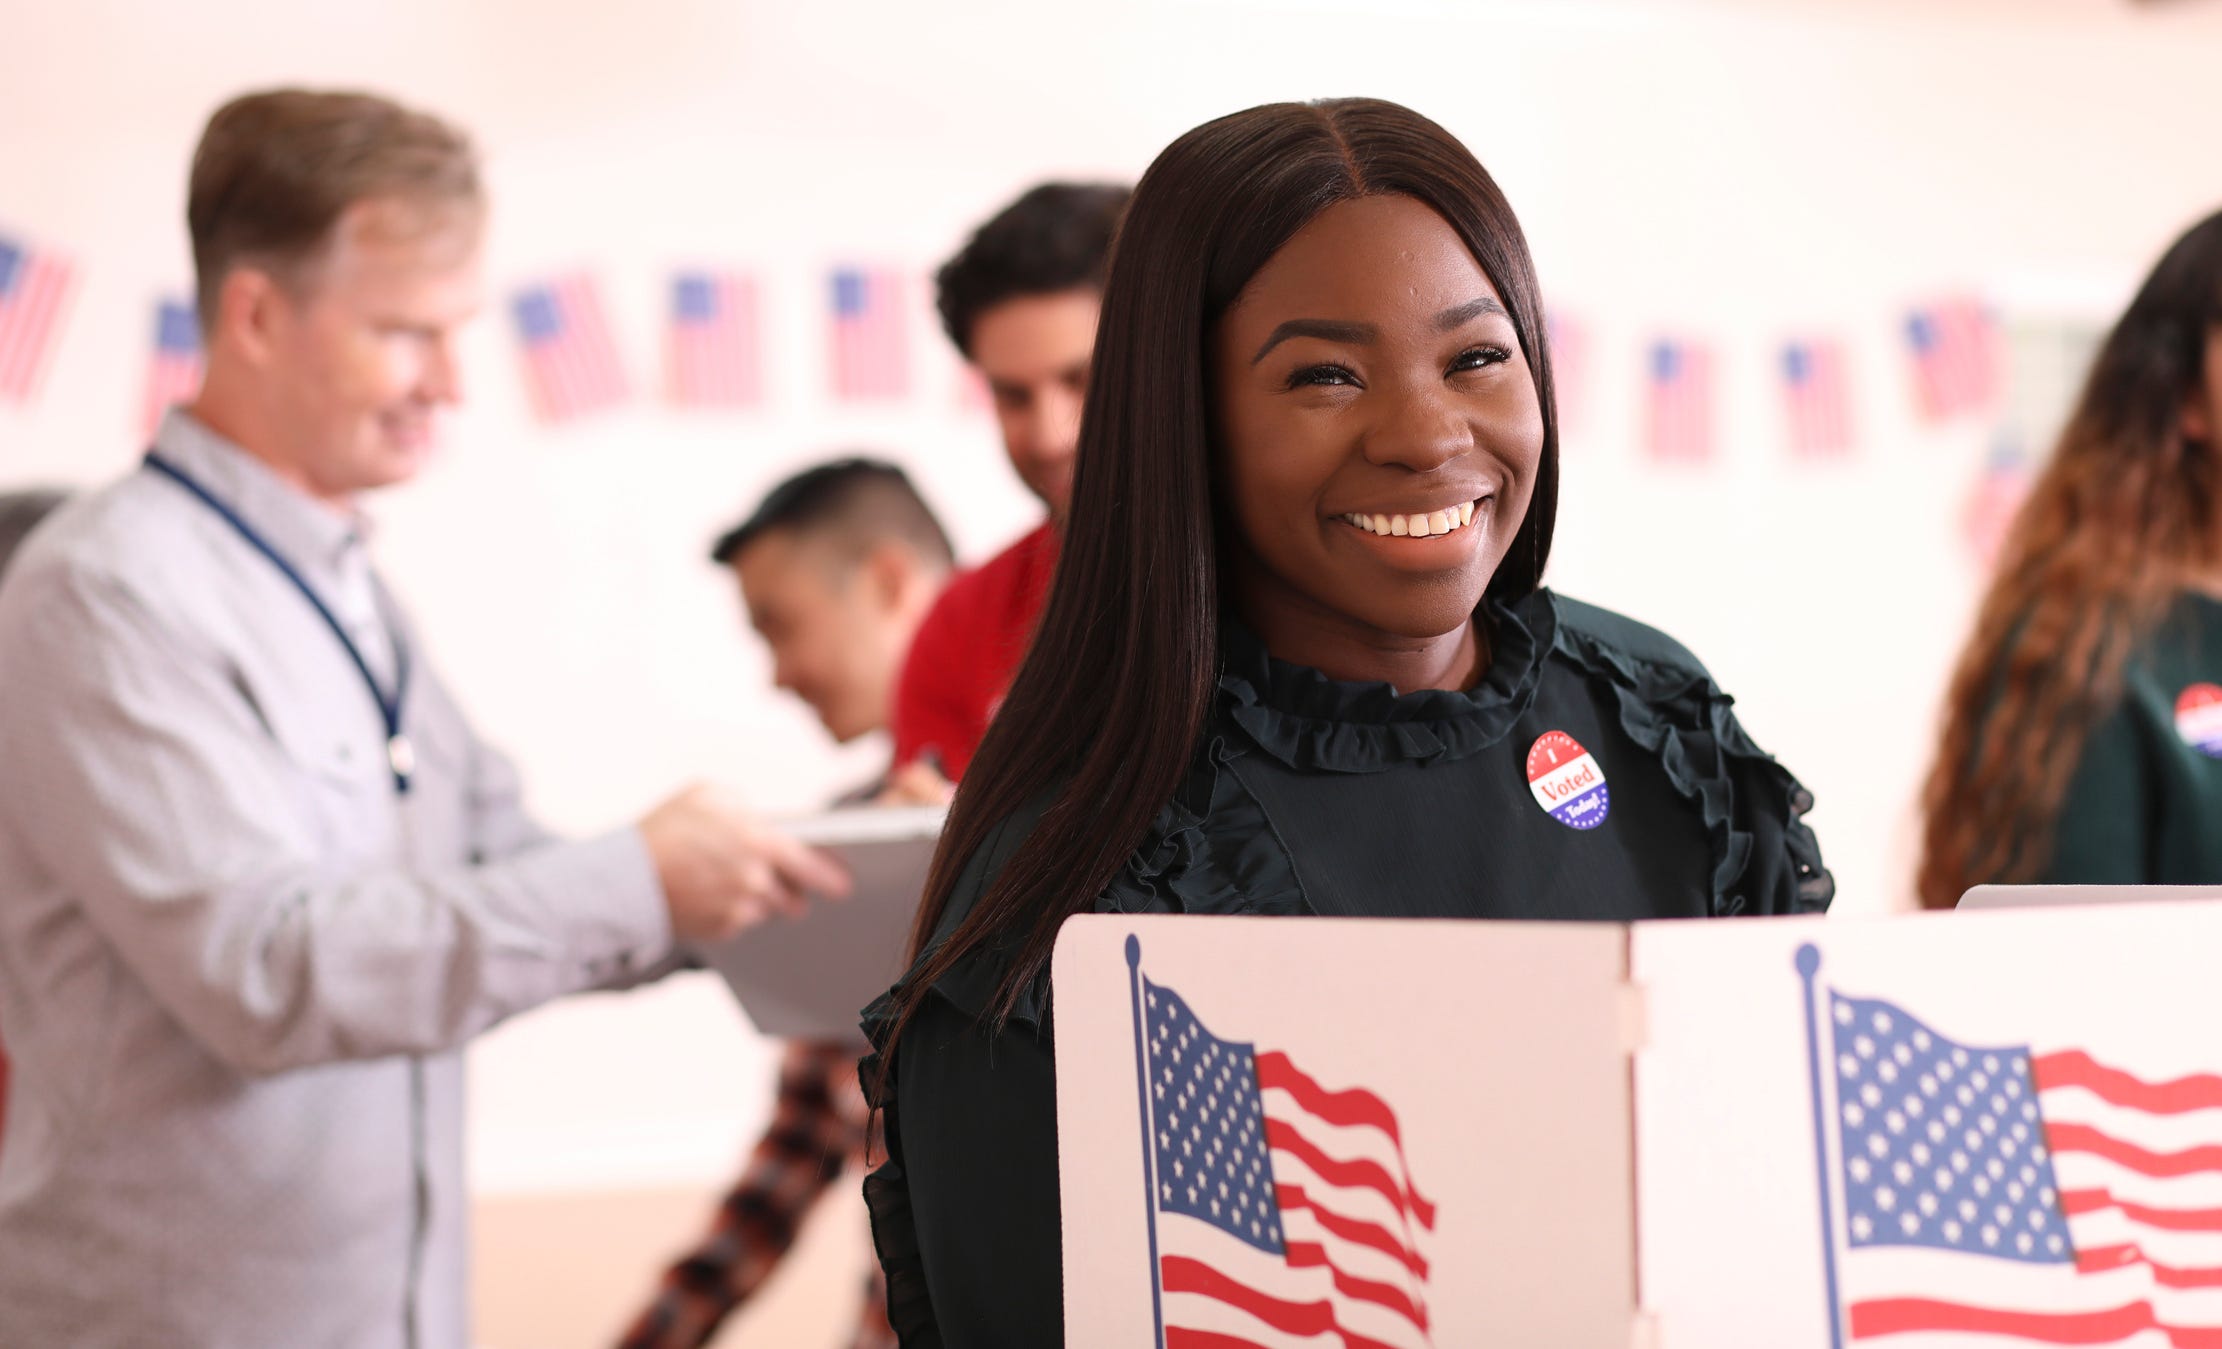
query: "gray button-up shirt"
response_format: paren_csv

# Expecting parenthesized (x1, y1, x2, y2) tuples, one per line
(0, 412, 670, 1348)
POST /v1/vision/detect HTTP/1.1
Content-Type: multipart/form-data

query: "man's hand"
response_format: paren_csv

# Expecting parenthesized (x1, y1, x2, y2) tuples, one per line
(639, 785, 851, 943)
(875, 759, 956, 808)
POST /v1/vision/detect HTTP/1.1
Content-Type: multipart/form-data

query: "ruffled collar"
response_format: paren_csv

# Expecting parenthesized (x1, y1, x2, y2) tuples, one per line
(1217, 588, 1559, 773)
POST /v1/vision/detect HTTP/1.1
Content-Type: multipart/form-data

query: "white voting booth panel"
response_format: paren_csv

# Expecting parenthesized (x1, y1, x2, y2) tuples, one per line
(1052, 914, 1639, 1348)
(1055, 900, 2222, 1349)
(1637, 900, 2222, 1349)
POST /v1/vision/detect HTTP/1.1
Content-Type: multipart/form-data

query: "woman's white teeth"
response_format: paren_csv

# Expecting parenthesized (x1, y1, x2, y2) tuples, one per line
(1342, 501, 1480, 538)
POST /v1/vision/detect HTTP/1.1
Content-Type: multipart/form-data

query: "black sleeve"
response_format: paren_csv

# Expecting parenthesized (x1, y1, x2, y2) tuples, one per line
(1722, 709, 1836, 916)
(877, 995, 1064, 1347)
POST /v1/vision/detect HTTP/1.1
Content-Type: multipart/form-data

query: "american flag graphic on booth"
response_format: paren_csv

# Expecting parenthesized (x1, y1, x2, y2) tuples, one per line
(1820, 984, 2222, 1344)
(512, 275, 629, 423)
(1905, 297, 2000, 422)
(827, 267, 909, 402)
(141, 299, 203, 439)
(1138, 971, 1436, 1348)
(1783, 338, 1853, 459)
(1645, 338, 1716, 465)
(0, 234, 75, 403)
(667, 271, 762, 408)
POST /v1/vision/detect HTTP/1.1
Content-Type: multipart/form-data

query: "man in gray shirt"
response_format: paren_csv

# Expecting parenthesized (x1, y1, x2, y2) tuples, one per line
(0, 89, 845, 1348)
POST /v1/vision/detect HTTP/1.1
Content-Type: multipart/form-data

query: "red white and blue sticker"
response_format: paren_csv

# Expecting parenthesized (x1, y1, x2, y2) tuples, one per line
(1527, 730, 1610, 830)
(2176, 683, 2222, 758)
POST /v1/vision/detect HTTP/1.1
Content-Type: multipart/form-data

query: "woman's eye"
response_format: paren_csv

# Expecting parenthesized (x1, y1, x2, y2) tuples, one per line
(1285, 363, 1359, 390)
(1450, 345, 1513, 374)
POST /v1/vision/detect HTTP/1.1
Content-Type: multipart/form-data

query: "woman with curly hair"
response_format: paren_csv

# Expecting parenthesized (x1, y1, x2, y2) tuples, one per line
(1918, 210, 2222, 908)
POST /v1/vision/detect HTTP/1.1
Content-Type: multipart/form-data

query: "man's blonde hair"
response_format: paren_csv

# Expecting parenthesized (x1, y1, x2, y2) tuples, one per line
(188, 88, 481, 328)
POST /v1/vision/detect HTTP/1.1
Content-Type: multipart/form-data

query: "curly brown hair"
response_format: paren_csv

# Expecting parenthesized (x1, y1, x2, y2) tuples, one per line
(1916, 209, 2222, 909)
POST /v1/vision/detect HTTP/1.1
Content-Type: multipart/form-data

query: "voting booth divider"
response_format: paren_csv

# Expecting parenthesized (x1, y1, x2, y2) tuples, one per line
(1052, 902, 2222, 1348)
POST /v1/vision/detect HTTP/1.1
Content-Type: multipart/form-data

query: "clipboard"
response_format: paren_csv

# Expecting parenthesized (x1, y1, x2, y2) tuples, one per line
(693, 804, 945, 1043)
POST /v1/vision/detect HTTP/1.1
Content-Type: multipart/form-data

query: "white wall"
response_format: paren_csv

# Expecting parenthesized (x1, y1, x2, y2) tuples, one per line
(5, 0, 2222, 1205)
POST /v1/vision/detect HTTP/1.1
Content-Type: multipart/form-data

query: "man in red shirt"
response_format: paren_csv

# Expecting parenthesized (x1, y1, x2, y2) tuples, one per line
(891, 182, 1130, 780)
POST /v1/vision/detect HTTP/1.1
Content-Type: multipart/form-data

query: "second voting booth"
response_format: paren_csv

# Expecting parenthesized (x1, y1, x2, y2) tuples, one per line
(1053, 901, 2222, 1348)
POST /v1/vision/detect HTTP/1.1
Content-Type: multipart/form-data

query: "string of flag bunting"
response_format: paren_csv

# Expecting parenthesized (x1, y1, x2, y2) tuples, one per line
(0, 224, 2009, 455)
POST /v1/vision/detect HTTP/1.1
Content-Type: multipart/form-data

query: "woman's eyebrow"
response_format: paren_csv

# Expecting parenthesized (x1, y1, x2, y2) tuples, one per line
(1250, 319, 1375, 364)
(1249, 299, 1510, 364)
(1435, 297, 1508, 330)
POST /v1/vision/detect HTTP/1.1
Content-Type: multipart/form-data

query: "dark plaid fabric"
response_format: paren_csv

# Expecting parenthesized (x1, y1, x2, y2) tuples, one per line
(616, 1040, 893, 1349)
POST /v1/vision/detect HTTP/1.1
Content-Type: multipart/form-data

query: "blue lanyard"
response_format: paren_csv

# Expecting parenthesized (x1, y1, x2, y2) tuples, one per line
(143, 452, 415, 795)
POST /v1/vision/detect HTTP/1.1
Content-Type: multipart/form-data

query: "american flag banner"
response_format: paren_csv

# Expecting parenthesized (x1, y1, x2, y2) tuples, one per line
(1811, 963, 2222, 1345)
(1136, 968, 1436, 1348)
(1905, 297, 2000, 422)
(667, 271, 762, 408)
(0, 234, 75, 403)
(1645, 338, 1716, 465)
(1783, 338, 1854, 459)
(140, 299, 203, 439)
(512, 274, 629, 423)
(1546, 308, 1592, 440)
(1960, 440, 2033, 570)
(827, 267, 910, 402)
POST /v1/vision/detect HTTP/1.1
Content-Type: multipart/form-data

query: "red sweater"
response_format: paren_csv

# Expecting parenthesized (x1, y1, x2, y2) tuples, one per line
(891, 524, 1057, 780)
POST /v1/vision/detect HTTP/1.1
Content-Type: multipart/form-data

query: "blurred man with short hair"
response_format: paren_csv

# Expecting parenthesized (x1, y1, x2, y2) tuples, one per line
(617, 459, 951, 1349)
(0, 89, 841, 1347)
(889, 182, 1129, 782)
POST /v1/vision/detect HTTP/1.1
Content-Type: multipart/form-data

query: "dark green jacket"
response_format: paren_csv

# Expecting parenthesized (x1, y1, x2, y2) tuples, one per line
(2035, 593, 2222, 884)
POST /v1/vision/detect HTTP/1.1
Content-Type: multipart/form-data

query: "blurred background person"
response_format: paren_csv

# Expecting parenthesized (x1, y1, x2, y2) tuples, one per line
(1918, 208, 2222, 906)
(0, 488, 67, 1151)
(617, 457, 951, 1349)
(889, 182, 1128, 783)
(0, 89, 842, 1348)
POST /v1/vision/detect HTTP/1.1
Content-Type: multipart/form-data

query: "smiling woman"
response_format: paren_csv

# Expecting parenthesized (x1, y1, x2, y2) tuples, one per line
(861, 97, 1836, 1346)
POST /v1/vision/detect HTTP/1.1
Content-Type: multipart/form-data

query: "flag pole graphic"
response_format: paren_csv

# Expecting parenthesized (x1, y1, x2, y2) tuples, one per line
(1797, 942, 1847, 1349)
(1127, 934, 1167, 1348)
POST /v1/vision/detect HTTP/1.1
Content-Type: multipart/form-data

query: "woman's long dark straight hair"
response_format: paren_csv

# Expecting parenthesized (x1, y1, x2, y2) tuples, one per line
(878, 98, 1562, 1072)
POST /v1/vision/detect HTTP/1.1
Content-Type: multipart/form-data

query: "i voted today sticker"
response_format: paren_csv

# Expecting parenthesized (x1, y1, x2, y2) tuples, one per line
(1527, 730, 1610, 831)
(2176, 683, 2222, 759)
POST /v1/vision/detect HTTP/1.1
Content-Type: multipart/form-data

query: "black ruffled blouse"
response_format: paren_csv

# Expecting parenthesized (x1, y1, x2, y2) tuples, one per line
(862, 590, 1833, 1346)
